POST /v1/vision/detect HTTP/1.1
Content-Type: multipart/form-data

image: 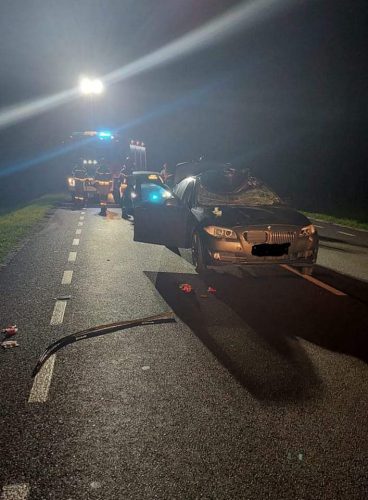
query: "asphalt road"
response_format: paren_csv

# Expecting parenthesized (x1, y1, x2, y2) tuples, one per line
(0, 206, 367, 500)
(311, 218, 368, 282)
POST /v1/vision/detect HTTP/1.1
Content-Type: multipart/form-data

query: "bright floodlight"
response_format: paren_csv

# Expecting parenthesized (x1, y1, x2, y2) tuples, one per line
(92, 79, 104, 94)
(79, 77, 104, 95)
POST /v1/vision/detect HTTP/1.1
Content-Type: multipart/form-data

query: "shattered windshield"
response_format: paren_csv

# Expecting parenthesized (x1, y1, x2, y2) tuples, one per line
(197, 170, 283, 207)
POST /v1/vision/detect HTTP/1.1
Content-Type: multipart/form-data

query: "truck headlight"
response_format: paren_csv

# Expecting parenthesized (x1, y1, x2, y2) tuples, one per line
(204, 226, 238, 239)
(300, 224, 316, 236)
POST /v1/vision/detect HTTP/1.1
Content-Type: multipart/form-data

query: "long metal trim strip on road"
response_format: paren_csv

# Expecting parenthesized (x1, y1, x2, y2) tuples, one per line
(32, 312, 176, 377)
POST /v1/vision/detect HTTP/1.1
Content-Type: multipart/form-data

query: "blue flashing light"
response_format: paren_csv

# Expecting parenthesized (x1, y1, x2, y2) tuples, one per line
(141, 184, 170, 205)
(98, 131, 112, 139)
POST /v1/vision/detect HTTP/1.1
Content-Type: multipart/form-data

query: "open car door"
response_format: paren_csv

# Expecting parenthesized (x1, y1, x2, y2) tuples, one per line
(134, 203, 190, 248)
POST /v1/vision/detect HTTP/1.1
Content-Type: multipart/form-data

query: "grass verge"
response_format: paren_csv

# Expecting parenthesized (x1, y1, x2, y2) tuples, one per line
(302, 211, 368, 231)
(0, 193, 68, 263)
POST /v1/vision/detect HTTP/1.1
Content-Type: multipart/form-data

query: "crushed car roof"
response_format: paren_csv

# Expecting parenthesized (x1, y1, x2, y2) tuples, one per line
(174, 161, 229, 184)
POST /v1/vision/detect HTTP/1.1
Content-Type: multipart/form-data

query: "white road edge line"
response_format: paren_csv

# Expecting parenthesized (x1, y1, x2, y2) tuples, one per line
(280, 265, 346, 296)
(72, 238, 80, 246)
(50, 300, 67, 325)
(68, 251, 77, 262)
(61, 270, 73, 285)
(1, 483, 30, 499)
(78, 221, 84, 226)
(338, 231, 355, 237)
(28, 355, 56, 403)
(314, 225, 324, 229)
(76, 228, 82, 235)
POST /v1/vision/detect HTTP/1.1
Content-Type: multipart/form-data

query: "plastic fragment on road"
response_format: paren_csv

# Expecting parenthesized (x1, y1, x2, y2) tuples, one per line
(207, 286, 217, 294)
(200, 294, 209, 298)
(1, 340, 19, 349)
(179, 283, 193, 294)
(1, 325, 18, 336)
(55, 295, 71, 301)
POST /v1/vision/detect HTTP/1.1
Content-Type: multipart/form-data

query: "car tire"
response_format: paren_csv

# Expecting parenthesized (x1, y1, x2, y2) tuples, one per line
(300, 266, 313, 276)
(192, 231, 208, 274)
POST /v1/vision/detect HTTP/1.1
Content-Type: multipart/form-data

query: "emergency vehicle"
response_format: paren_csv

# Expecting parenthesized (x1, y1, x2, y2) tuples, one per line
(66, 131, 142, 204)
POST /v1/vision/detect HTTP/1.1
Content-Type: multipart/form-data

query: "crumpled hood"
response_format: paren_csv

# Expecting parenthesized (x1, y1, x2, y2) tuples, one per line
(195, 205, 310, 227)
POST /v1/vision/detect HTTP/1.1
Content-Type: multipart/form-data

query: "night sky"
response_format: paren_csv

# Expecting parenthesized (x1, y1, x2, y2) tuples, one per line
(0, 0, 367, 213)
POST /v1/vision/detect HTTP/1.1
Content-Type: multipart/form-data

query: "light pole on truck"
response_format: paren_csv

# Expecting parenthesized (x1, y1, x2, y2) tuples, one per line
(130, 140, 147, 170)
(79, 77, 104, 129)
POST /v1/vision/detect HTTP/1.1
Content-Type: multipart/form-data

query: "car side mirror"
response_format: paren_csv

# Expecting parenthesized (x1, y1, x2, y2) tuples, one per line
(165, 197, 180, 208)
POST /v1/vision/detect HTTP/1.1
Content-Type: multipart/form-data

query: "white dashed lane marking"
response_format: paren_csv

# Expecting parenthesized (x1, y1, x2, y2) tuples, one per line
(79, 216, 85, 221)
(28, 355, 56, 403)
(78, 221, 84, 226)
(281, 265, 346, 296)
(76, 228, 82, 235)
(72, 238, 80, 246)
(81, 211, 85, 214)
(314, 225, 324, 229)
(68, 251, 77, 262)
(0, 483, 30, 499)
(61, 270, 73, 285)
(338, 231, 355, 237)
(50, 300, 67, 325)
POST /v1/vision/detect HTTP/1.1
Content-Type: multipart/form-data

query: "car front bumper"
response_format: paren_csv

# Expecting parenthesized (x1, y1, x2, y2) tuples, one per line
(203, 227, 318, 268)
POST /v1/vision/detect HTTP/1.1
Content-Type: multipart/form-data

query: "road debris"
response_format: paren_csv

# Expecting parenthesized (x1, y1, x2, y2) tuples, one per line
(200, 294, 209, 298)
(1, 325, 18, 336)
(179, 283, 193, 294)
(207, 286, 217, 294)
(1, 340, 19, 349)
(32, 312, 176, 377)
(55, 295, 71, 301)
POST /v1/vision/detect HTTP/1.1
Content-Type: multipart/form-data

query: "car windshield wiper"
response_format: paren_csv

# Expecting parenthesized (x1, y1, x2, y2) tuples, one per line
(32, 312, 176, 377)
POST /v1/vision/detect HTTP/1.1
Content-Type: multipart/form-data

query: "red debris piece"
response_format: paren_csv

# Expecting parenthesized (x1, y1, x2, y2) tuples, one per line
(207, 286, 217, 294)
(1, 325, 18, 336)
(179, 283, 193, 294)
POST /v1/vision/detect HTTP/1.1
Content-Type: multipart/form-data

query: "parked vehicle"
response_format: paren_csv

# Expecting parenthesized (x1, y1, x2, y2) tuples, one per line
(121, 171, 167, 217)
(133, 165, 318, 275)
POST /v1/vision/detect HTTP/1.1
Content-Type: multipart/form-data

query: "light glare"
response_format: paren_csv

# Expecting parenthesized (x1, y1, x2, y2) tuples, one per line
(79, 77, 104, 95)
(0, 0, 294, 131)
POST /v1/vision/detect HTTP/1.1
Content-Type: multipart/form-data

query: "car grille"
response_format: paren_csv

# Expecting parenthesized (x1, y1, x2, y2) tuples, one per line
(244, 230, 268, 244)
(268, 231, 296, 244)
(244, 230, 296, 244)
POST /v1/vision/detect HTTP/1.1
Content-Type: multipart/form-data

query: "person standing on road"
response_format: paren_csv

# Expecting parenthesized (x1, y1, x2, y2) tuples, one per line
(120, 157, 135, 218)
(160, 163, 175, 188)
(94, 162, 112, 216)
(72, 162, 88, 206)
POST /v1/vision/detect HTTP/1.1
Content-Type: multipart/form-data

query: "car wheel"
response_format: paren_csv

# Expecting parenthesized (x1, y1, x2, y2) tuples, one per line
(300, 266, 313, 276)
(192, 231, 208, 274)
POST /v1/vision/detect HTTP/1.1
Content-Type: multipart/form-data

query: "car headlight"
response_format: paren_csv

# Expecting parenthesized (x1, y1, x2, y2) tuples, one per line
(68, 178, 75, 187)
(300, 224, 316, 236)
(204, 226, 238, 239)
